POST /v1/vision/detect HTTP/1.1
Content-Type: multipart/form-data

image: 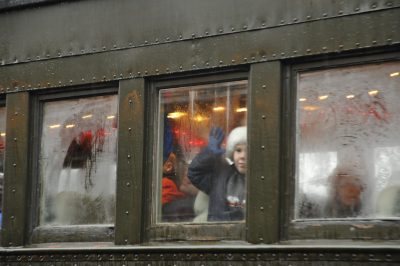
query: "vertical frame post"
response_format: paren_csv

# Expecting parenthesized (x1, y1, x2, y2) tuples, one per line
(2, 92, 30, 246)
(247, 61, 281, 244)
(115, 79, 145, 245)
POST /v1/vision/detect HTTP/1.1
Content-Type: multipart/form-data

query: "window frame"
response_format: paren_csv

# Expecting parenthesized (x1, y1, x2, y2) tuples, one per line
(282, 52, 400, 241)
(144, 69, 250, 242)
(28, 83, 119, 244)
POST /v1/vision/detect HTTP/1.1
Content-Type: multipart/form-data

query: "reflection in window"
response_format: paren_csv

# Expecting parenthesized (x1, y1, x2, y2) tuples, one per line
(296, 61, 400, 219)
(157, 80, 247, 223)
(39, 95, 118, 225)
(0, 107, 5, 227)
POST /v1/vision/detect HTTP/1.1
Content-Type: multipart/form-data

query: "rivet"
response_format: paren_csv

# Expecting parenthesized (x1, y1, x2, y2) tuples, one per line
(372, 40, 377, 45)
(355, 42, 360, 47)
(262, 85, 266, 89)
(126, 182, 131, 187)
(205, 31, 209, 35)
(36, 56, 40, 60)
(306, 49, 311, 53)
(11, 215, 15, 219)
(231, 59, 236, 63)
(69, 80, 73, 83)
(260, 207, 264, 210)
(129, 99, 133, 104)
(323, 13, 327, 17)
(13, 137, 17, 141)
(166, 37, 170, 41)
(261, 22, 266, 27)
(13, 163, 16, 167)
(371, 4, 377, 8)
(81, 78, 85, 81)
(261, 145, 265, 149)
(128, 127, 132, 131)
(166, 68, 170, 72)
(293, 18, 298, 22)
(272, 53, 276, 57)
(155, 38, 159, 43)
(191, 33, 195, 38)
(339, 44, 344, 49)
(205, 62, 209, 66)
(231, 27, 235, 31)
(293, 50, 298, 54)
(219, 29, 223, 33)
(355, 7, 360, 11)
(251, 56, 256, 61)
(322, 46, 327, 50)
(338, 10, 343, 15)
(124, 239, 128, 243)
(244, 57, 248, 62)
(261, 176, 265, 180)
(306, 15, 311, 20)
(192, 64, 196, 68)
(103, 76, 107, 80)
(280, 52, 285, 56)
(137, 72, 141, 75)
(113, 44, 117, 48)
(127, 154, 131, 159)
(387, 1, 393, 7)
(92, 77, 96, 80)
(155, 69, 159, 73)
(144, 70, 148, 75)
(387, 38, 392, 43)
(125, 211, 129, 215)
(262, 115, 266, 119)
(179, 35, 183, 39)
(12, 188, 16, 193)
(219, 60, 223, 64)
(280, 20, 285, 24)
(144, 40, 148, 44)
(243, 25, 248, 29)
(81, 50, 84, 54)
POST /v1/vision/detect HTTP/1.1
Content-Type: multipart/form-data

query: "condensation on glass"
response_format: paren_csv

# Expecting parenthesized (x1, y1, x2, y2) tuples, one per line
(39, 95, 118, 226)
(295, 61, 400, 220)
(156, 80, 247, 223)
(0, 107, 5, 227)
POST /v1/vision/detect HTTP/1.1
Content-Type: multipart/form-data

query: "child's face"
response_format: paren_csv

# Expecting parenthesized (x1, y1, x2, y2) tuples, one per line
(233, 144, 247, 174)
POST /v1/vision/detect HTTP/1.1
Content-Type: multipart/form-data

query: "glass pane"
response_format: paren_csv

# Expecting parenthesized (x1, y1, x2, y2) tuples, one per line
(39, 95, 118, 225)
(157, 80, 248, 223)
(296, 61, 400, 219)
(0, 107, 5, 227)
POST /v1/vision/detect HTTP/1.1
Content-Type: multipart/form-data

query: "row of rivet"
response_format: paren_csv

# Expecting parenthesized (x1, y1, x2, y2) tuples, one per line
(0, 38, 395, 93)
(6, 252, 396, 262)
(0, 2, 396, 67)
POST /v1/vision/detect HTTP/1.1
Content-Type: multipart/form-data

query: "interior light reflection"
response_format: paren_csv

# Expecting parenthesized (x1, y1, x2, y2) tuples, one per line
(107, 115, 115, 119)
(167, 112, 186, 119)
(346, 95, 355, 99)
(303, 105, 320, 111)
(65, 124, 75, 128)
(390, 72, 399, 77)
(299, 98, 307, 102)
(49, 124, 61, 129)
(236, 107, 247, 112)
(213, 106, 225, 112)
(0, 132, 5, 137)
(318, 95, 328, 100)
(368, 90, 379, 96)
(82, 114, 93, 119)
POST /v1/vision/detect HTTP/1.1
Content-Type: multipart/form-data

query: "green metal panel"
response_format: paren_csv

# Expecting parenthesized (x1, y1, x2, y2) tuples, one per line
(0, 8, 399, 92)
(115, 79, 145, 245)
(1, 92, 30, 247)
(0, 0, 399, 66)
(247, 62, 281, 244)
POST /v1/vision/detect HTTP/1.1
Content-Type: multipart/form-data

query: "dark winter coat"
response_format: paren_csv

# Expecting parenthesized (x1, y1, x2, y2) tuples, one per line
(188, 148, 245, 221)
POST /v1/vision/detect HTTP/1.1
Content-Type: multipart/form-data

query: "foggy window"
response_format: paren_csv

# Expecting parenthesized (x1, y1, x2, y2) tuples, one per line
(39, 95, 118, 226)
(156, 80, 247, 223)
(0, 107, 5, 227)
(296, 61, 400, 220)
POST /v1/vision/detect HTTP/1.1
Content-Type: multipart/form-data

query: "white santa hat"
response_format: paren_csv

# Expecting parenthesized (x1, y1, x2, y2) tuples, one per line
(226, 126, 247, 160)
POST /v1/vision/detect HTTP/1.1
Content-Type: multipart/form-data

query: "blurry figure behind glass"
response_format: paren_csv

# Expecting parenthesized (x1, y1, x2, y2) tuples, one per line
(325, 172, 364, 218)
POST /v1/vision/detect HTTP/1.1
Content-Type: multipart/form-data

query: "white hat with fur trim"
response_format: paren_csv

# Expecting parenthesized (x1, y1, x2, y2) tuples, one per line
(226, 126, 247, 160)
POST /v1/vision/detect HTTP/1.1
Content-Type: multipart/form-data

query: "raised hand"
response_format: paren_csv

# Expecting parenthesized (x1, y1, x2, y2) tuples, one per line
(207, 127, 225, 154)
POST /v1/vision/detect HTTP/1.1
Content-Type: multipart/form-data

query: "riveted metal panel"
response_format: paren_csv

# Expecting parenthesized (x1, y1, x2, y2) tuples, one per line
(0, 8, 399, 93)
(1, 92, 30, 247)
(0, 0, 399, 66)
(247, 62, 281, 244)
(115, 79, 145, 245)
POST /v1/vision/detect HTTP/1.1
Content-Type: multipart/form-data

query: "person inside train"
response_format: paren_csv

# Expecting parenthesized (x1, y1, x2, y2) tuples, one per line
(188, 126, 247, 221)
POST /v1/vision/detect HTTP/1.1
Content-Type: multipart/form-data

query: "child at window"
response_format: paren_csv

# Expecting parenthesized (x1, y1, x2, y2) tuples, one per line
(188, 126, 247, 221)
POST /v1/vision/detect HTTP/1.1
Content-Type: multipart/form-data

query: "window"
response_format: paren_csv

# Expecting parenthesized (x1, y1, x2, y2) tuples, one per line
(146, 72, 249, 241)
(30, 86, 118, 243)
(286, 56, 400, 240)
